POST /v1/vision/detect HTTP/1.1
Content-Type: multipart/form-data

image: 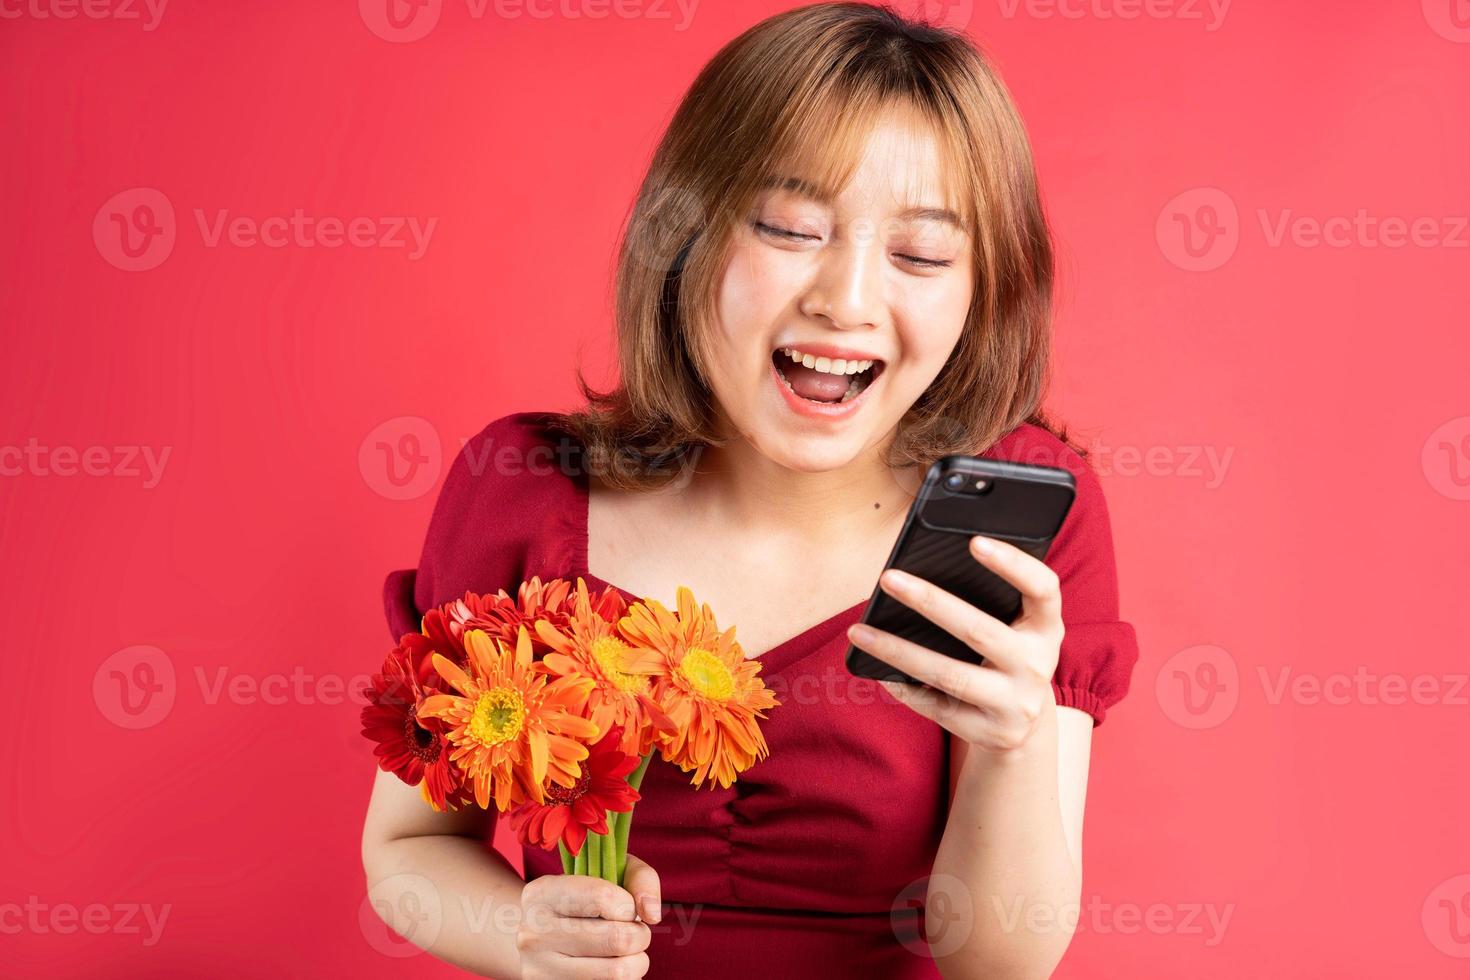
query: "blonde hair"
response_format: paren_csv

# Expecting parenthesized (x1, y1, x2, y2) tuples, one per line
(550, 2, 1079, 490)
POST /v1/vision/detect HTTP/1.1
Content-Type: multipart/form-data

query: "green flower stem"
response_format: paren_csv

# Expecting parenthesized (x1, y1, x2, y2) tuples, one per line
(614, 751, 655, 887)
(574, 839, 586, 876)
(600, 816, 617, 883)
(588, 829, 602, 878)
(558, 841, 574, 876)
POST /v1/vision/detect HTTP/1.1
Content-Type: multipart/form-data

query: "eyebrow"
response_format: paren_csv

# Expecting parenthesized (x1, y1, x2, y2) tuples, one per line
(758, 174, 964, 230)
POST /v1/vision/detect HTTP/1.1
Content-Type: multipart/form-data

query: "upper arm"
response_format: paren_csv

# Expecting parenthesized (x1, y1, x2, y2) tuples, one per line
(361, 769, 490, 869)
(1052, 705, 1093, 871)
(947, 705, 1093, 873)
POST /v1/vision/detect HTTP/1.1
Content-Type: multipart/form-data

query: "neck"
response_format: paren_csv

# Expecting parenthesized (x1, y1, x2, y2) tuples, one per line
(688, 428, 922, 539)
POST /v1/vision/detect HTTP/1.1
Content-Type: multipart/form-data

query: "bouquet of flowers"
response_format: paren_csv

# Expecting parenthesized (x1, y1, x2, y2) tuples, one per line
(361, 576, 779, 885)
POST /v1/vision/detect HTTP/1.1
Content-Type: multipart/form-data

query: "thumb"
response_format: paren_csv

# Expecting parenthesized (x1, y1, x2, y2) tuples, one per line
(621, 852, 662, 924)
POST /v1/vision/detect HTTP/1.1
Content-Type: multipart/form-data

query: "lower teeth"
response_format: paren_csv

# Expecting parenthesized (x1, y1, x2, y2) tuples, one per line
(774, 362, 873, 405)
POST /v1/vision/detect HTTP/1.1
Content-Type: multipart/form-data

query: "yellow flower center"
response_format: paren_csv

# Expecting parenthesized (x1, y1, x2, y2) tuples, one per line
(591, 636, 649, 695)
(677, 648, 734, 702)
(467, 687, 525, 746)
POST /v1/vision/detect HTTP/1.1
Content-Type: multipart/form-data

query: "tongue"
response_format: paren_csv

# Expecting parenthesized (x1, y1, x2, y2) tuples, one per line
(781, 361, 850, 402)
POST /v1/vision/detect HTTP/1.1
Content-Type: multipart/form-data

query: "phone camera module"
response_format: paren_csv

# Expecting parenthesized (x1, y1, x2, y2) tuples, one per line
(943, 472, 966, 491)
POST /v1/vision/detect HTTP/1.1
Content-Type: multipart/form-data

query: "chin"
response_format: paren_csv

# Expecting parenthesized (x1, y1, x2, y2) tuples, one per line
(750, 424, 877, 473)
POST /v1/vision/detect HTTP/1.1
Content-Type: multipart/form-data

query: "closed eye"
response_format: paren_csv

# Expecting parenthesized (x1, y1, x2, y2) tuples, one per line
(753, 220, 821, 242)
(895, 254, 954, 268)
(755, 220, 954, 268)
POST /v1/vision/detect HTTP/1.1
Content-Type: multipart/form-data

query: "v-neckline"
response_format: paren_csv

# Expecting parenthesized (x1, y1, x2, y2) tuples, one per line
(571, 468, 870, 673)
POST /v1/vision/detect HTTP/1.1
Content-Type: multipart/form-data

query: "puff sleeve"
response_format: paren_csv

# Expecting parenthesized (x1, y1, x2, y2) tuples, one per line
(380, 413, 545, 640)
(1043, 448, 1139, 725)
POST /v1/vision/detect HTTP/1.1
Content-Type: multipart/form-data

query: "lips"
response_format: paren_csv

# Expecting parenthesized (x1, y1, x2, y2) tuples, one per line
(771, 346, 885, 404)
(769, 353, 885, 422)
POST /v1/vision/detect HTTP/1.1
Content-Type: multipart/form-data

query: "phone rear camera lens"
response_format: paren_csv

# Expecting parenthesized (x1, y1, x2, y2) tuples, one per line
(943, 472, 965, 491)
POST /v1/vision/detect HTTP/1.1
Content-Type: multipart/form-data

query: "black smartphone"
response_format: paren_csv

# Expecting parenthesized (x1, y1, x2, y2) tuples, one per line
(844, 455, 1077, 685)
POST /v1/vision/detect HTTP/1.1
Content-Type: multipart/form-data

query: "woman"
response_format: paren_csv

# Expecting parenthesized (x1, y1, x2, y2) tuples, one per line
(362, 4, 1138, 977)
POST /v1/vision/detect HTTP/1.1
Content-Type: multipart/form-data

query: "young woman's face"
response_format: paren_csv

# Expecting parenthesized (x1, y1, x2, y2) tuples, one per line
(707, 108, 974, 474)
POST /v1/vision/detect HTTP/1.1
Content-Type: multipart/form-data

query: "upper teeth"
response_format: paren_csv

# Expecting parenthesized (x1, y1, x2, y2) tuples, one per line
(780, 347, 874, 375)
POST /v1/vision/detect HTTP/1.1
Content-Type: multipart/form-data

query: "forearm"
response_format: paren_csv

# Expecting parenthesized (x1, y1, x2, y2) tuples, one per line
(364, 833, 527, 979)
(929, 695, 1080, 980)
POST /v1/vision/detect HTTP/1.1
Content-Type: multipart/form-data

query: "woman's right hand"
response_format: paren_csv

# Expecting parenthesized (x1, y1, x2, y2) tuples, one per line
(516, 853, 663, 979)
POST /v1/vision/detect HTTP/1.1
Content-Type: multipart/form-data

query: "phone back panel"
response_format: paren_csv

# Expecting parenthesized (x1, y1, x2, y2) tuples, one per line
(844, 457, 1075, 685)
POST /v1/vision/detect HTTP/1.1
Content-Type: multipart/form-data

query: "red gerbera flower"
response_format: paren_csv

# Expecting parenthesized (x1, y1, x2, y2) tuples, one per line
(360, 632, 471, 811)
(507, 726, 642, 856)
(421, 578, 578, 664)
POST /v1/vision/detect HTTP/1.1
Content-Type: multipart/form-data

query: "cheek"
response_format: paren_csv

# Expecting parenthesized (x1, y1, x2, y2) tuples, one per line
(894, 278, 972, 370)
(717, 242, 805, 332)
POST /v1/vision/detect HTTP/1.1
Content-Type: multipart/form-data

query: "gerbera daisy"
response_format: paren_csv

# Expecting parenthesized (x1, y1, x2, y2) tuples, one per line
(618, 586, 780, 790)
(422, 578, 575, 662)
(360, 633, 471, 811)
(535, 577, 675, 757)
(507, 726, 642, 856)
(418, 624, 599, 811)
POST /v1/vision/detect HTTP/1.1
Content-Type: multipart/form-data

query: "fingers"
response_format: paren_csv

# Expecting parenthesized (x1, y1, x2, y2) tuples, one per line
(968, 535, 1062, 628)
(878, 677, 1043, 752)
(542, 916, 651, 958)
(530, 874, 639, 921)
(875, 567, 1018, 671)
(622, 852, 662, 925)
(519, 870, 657, 978)
(876, 675, 985, 739)
(547, 951, 651, 980)
(847, 620, 1008, 710)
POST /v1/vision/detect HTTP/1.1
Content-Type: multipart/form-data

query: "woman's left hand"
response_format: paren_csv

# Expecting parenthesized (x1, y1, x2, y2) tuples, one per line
(845, 534, 1064, 754)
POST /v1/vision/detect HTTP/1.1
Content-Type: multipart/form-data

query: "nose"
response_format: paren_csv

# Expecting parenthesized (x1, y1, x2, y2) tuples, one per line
(797, 233, 884, 331)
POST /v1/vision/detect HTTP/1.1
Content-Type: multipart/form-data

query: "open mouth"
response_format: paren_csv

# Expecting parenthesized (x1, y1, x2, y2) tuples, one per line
(771, 346, 886, 405)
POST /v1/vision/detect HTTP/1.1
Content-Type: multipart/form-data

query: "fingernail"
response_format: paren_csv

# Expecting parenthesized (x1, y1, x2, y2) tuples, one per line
(971, 536, 994, 556)
(641, 895, 660, 923)
(881, 569, 913, 593)
(848, 623, 874, 642)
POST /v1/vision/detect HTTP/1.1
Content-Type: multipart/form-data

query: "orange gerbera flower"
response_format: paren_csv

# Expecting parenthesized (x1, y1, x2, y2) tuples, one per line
(418, 624, 599, 811)
(618, 586, 779, 790)
(535, 578, 675, 757)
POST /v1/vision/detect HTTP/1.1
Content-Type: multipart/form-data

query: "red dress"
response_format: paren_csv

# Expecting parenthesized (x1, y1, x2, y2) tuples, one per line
(383, 411, 1138, 978)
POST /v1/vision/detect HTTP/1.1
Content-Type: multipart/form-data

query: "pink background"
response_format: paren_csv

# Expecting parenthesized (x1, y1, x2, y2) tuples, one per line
(4, 1, 1468, 975)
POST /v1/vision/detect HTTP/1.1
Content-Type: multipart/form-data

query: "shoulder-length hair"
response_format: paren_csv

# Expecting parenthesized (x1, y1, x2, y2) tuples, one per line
(548, 1, 1080, 491)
